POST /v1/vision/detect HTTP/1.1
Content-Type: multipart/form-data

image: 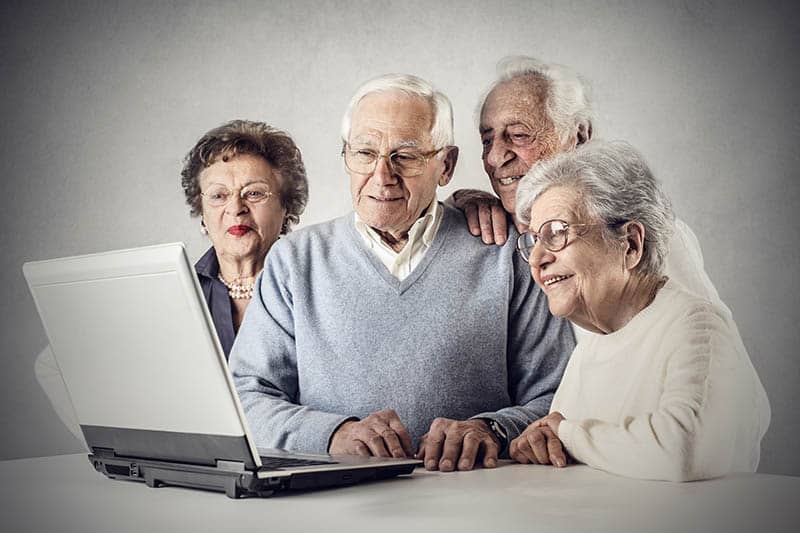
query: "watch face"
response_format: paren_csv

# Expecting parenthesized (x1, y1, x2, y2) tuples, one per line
(490, 420, 507, 439)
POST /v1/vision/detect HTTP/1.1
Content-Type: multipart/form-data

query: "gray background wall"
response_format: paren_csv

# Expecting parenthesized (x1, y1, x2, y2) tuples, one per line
(1, 0, 798, 475)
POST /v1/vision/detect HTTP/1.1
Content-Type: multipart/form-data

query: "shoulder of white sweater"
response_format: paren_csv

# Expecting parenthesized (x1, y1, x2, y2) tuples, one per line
(657, 279, 730, 325)
(576, 281, 732, 349)
(645, 283, 744, 373)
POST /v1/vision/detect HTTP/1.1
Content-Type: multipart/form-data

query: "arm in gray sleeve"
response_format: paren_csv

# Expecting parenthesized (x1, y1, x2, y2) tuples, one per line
(228, 251, 353, 454)
(472, 248, 575, 452)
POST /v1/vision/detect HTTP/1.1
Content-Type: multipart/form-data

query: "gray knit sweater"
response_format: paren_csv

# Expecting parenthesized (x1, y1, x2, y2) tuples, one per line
(229, 204, 575, 454)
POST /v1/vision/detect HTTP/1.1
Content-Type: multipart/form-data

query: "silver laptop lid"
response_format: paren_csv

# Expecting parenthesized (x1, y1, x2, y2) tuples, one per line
(23, 243, 263, 469)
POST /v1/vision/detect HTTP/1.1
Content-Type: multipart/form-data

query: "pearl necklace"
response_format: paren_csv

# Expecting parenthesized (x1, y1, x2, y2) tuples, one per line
(217, 274, 255, 299)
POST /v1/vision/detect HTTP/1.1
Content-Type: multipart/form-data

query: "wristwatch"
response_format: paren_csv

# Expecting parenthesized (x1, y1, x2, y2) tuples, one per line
(483, 418, 508, 450)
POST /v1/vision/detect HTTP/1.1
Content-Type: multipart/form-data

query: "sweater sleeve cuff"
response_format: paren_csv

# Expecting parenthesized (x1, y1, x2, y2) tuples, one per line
(325, 416, 360, 453)
(281, 410, 360, 455)
(470, 412, 513, 457)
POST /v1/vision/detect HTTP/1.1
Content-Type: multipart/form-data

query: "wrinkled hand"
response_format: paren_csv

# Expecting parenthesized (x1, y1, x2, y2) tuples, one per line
(329, 409, 413, 458)
(509, 412, 567, 467)
(452, 189, 509, 245)
(417, 418, 500, 472)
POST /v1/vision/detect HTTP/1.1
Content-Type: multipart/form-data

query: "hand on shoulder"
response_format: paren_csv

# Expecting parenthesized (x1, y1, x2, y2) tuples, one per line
(450, 189, 509, 245)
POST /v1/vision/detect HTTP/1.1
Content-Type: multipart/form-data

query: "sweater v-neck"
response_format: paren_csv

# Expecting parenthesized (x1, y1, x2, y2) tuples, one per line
(344, 203, 454, 295)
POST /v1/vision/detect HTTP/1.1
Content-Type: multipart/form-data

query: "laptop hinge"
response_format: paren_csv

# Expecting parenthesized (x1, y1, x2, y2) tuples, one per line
(91, 447, 116, 458)
(215, 460, 246, 472)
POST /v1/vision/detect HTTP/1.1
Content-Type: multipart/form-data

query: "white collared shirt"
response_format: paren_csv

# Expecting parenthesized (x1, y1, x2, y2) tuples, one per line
(354, 198, 443, 280)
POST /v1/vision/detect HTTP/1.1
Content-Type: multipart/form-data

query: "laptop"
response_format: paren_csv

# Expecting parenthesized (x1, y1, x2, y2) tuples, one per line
(23, 242, 420, 498)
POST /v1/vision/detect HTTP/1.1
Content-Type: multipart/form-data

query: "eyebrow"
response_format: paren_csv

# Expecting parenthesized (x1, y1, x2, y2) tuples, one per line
(349, 135, 376, 145)
(348, 139, 422, 150)
(395, 140, 420, 149)
(483, 121, 531, 133)
(203, 179, 271, 188)
(242, 179, 271, 187)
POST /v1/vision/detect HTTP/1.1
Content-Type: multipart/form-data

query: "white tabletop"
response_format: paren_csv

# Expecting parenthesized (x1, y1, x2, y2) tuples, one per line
(1, 453, 798, 532)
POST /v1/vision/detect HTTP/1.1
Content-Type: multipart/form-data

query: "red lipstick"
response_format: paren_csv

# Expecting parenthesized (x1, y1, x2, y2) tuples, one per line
(227, 225, 251, 237)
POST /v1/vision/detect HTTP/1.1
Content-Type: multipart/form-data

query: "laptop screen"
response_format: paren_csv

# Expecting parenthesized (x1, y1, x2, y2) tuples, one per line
(24, 243, 261, 469)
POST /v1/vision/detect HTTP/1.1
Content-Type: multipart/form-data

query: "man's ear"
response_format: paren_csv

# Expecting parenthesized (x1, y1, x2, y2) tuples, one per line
(576, 120, 592, 146)
(438, 146, 459, 187)
(621, 221, 646, 271)
(563, 120, 592, 151)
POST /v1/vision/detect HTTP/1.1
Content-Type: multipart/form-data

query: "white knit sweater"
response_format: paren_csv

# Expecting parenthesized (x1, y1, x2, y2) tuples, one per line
(553, 280, 770, 481)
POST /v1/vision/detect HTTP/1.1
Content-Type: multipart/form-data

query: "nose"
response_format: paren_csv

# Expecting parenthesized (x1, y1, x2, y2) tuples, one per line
(372, 155, 399, 186)
(528, 239, 553, 273)
(484, 137, 514, 170)
(225, 192, 249, 216)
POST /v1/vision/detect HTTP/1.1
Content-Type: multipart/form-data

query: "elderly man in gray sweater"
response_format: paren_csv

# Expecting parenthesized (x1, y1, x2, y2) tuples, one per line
(229, 73, 574, 472)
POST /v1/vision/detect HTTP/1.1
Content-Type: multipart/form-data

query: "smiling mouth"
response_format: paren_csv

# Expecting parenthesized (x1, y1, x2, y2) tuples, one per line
(497, 176, 523, 186)
(370, 196, 402, 202)
(543, 274, 573, 287)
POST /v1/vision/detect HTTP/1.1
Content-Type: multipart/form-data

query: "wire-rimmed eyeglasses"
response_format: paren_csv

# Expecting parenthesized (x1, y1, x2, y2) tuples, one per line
(201, 183, 273, 208)
(341, 143, 443, 177)
(517, 219, 618, 261)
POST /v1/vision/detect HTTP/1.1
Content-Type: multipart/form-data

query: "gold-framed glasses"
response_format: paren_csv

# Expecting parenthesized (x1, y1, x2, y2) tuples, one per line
(201, 183, 273, 208)
(517, 219, 614, 261)
(341, 144, 443, 177)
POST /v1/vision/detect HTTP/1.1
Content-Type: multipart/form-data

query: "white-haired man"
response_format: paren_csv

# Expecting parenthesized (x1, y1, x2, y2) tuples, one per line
(455, 56, 729, 315)
(229, 74, 575, 471)
(452, 57, 745, 465)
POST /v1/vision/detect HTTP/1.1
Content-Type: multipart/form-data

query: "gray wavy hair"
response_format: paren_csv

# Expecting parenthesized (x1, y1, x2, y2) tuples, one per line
(516, 140, 674, 277)
(479, 56, 594, 145)
(341, 73, 454, 150)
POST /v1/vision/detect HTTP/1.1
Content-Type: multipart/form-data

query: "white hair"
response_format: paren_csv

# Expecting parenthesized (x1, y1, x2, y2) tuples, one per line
(479, 56, 594, 145)
(516, 140, 674, 278)
(341, 73, 454, 150)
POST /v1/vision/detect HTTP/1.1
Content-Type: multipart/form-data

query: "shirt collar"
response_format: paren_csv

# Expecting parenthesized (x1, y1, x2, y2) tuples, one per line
(416, 197, 442, 247)
(194, 246, 220, 279)
(353, 196, 442, 251)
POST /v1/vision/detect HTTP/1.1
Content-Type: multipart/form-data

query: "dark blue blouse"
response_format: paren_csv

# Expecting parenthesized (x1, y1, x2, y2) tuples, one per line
(194, 247, 236, 359)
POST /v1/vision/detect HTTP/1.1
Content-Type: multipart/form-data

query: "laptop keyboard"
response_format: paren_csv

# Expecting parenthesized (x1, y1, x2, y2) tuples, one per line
(259, 456, 337, 469)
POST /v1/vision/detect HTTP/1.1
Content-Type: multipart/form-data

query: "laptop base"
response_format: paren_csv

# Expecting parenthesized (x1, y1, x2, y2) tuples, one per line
(89, 453, 417, 498)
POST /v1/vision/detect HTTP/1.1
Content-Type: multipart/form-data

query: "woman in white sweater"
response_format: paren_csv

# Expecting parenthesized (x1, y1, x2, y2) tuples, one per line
(510, 140, 770, 481)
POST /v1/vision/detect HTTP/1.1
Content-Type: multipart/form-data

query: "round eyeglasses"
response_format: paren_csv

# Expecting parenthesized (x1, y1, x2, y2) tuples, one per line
(201, 183, 273, 208)
(517, 219, 613, 261)
(341, 144, 443, 178)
